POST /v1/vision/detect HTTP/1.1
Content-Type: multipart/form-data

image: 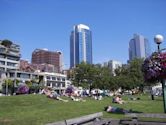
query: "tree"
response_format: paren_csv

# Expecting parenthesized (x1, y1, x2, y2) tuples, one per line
(93, 67, 111, 90)
(72, 62, 105, 90)
(113, 58, 145, 92)
(114, 65, 129, 76)
(71, 59, 146, 93)
(1, 39, 13, 48)
(72, 63, 112, 90)
(72, 62, 95, 88)
(129, 58, 144, 91)
(2, 79, 14, 95)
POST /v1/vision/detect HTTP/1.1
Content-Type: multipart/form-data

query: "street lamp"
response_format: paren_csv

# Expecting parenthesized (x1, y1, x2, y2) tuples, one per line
(154, 34, 166, 113)
(154, 34, 164, 52)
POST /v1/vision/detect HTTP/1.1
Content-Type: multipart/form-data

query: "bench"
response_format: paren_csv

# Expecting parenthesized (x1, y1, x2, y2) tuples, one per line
(46, 112, 104, 125)
(120, 113, 166, 125)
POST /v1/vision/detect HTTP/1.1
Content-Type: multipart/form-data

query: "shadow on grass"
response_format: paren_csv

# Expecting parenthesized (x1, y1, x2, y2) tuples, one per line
(105, 110, 143, 115)
(104, 106, 143, 115)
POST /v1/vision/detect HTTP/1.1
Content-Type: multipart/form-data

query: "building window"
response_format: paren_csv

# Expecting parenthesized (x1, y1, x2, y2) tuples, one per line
(7, 62, 16, 67)
(52, 83, 56, 87)
(0, 67, 5, 71)
(62, 83, 65, 87)
(57, 77, 60, 81)
(62, 77, 65, 81)
(17, 73, 30, 79)
(52, 77, 56, 80)
(46, 76, 50, 80)
(0, 61, 5, 65)
(0, 47, 6, 53)
(0, 55, 5, 58)
(47, 82, 50, 86)
(9, 73, 15, 78)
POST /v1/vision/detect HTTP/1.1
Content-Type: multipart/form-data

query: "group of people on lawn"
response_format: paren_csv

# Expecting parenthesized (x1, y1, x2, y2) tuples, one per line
(41, 87, 138, 114)
(41, 87, 86, 102)
(41, 87, 69, 102)
(41, 87, 104, 102)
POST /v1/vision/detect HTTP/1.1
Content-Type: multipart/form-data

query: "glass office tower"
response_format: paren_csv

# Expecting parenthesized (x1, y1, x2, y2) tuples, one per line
(70, 24, 92, 68)
(129, 34, 151, 61)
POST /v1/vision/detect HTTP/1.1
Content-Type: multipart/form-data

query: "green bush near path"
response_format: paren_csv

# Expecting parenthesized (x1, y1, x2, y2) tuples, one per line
(0, 94, 164, 125)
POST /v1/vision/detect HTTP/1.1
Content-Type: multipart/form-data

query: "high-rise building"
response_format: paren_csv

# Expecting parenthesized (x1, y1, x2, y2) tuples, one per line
(31, 49, 63, 72)
(129, 34, 150, 61)
(70, 24, 92, 68)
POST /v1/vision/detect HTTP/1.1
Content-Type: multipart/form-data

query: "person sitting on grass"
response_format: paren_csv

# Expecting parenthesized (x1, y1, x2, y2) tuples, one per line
(112, 95, 125, 104)
(94, 89, 103, 100)
(43, 88, 68, 102)
(104, 105, 132, 114)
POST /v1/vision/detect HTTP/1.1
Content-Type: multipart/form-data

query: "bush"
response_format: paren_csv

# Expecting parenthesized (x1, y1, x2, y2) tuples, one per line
(16, 84, 29, 94)
(29, 84, 40, 93)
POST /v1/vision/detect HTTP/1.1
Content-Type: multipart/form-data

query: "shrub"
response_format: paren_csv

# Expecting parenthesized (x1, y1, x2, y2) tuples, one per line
(16, 84, 29, 94)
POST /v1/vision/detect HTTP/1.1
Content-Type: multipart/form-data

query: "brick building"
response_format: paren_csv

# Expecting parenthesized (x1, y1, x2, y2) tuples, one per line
(31, 49, 63, 72)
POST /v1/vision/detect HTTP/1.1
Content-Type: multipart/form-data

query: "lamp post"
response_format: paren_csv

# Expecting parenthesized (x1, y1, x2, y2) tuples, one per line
(154, 34, 164, 52)
(154, 34, 166, 113)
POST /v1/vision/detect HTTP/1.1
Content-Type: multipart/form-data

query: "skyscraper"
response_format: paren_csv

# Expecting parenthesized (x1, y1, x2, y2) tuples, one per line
(70, 24, 92, 68)
(129, 34, 150, 61)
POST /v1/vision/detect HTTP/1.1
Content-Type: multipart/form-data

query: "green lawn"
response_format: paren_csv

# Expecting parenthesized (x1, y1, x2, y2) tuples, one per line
(0, 94, 164, 125)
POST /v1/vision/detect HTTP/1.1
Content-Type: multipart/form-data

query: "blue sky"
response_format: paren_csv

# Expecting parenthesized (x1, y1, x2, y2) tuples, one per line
(0, 0, 166, 68)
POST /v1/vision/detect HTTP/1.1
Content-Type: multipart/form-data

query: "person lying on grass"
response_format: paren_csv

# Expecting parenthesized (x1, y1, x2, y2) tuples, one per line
(43, 88, 68, 102)
(104, 105, 142, 114)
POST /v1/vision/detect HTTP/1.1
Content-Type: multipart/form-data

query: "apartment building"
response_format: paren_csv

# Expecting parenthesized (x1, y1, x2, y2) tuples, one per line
(0, 40, 21, 88)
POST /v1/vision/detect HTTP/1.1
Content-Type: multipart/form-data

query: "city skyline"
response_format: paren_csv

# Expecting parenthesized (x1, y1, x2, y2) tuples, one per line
(0, 0, 166, 68)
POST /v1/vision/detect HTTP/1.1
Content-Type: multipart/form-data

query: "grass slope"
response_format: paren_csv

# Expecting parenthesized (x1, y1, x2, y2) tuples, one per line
(0, 94, 164, 125)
